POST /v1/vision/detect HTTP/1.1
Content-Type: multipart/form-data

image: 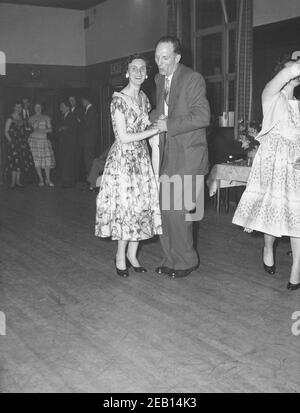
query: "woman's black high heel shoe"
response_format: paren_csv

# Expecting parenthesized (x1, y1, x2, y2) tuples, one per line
(287, 282, 300, 291)
(262, 247, 276, 275)
(126, 257, 147, 273)
(114, 258, 129, 277)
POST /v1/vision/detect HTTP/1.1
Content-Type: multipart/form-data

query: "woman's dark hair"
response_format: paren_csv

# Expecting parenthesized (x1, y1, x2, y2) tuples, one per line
(13, 101, 22, 109)
(155, 35, 182, 55)
(273, 53, 296, 76)
(123, 53, 150, 79)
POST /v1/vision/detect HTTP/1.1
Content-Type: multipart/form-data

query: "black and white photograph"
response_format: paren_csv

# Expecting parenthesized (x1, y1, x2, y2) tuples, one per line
(0, 0, 300, 396)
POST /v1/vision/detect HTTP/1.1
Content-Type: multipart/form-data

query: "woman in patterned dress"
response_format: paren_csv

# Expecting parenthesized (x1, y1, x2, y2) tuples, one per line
(95, 54, 162, 277)
(28, 103, 55, 187)
(4, 102, 33, 188)
(232, 54, 300, 290)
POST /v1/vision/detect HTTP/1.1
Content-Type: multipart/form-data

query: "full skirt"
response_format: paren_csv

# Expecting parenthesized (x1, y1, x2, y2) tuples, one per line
(28, 137, 55, 169)
(232, 132, 300, 237)
(95, 140, 162, 241)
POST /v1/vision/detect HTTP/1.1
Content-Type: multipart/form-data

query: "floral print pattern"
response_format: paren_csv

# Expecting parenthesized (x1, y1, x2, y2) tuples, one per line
(5, 118, 34, 175)
(233, 98, 300, 237)
(95, 91, 162, 241)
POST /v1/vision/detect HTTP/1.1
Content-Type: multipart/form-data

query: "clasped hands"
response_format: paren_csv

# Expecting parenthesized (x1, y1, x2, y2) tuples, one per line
(151, 115, 168, 133)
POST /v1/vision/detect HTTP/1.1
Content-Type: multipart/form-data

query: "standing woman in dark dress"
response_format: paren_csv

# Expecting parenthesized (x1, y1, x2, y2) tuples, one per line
(4, 102, 33, 188)
(57, 101, 78, 187)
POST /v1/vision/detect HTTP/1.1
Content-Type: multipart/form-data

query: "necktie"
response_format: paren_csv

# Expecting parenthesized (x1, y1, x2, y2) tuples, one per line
(164, 77, 170, 106)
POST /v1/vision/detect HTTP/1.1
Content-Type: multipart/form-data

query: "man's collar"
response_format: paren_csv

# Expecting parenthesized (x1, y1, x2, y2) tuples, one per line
(165, 64, 180, 82)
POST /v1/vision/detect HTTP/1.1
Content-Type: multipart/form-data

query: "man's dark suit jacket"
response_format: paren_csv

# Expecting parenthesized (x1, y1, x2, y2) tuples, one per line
(150, 63, 210, 177)
(71, 106, 83, 125)
(58, 111, 78, 185)
(22, 108, 32, 121)
(81, 105, 98, 148)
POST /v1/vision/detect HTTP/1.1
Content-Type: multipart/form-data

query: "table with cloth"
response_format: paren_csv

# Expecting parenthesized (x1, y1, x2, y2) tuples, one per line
(206, 162, 251, 214)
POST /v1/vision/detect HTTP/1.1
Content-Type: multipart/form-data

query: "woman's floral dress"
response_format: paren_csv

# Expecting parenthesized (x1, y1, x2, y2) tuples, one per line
(95, 91, 162, 241)
(5, 117, 34, 176)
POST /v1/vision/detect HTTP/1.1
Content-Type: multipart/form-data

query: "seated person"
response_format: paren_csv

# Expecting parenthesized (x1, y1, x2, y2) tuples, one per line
(86, 147, 110, 191)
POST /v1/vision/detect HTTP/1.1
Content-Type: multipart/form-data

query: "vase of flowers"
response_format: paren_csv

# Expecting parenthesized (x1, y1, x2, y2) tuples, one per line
(238, 120, 261, 166)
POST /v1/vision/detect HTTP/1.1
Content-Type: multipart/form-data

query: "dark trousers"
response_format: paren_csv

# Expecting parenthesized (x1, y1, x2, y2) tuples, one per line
(159, 176, 199, 270)
(78, 145, 96, 181)
(59, 138, 77, 186)
(159, 208, 198, 270)
(87, 158, 102, 187)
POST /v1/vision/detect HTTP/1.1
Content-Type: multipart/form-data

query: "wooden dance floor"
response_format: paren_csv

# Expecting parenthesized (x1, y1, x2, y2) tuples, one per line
(0, 184, 299, 393)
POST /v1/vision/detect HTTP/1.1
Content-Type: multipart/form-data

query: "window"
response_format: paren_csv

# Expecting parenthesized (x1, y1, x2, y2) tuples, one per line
(195, 0, 222, 29)
(201, 33, 222, 76)
(192, 0, 237, 122)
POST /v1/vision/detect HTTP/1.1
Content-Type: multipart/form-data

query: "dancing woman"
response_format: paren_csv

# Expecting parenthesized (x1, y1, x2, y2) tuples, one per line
(233, 53, 300, 290)
(95, 54, 162, 277)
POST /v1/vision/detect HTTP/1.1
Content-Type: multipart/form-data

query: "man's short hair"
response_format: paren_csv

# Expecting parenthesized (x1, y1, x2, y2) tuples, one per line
(82, 94, 93, 104)
(155, 36, 182, 55)
(60, 100, 71, 109)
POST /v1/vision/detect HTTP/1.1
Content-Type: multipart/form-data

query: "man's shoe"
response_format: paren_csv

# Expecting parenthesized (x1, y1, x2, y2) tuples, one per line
(155, 266, 173, 275)
(169, 266, 198, 279)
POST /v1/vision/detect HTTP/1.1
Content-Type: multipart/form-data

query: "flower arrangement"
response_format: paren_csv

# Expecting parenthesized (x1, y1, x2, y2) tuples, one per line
(238, 120, 261, 153)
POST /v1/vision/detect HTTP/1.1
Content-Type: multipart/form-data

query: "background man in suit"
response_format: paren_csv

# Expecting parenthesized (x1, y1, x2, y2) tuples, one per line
(68, 95, 83, 124)
(68, 95, 83, 182)
(21, 96, 35, 183)
(80, 95, 98, 181)
(58, 101, 78, 187)
(86, 146, 110, 192)
(21, 97, 33, 137)
(151, 36, 210, 279)
(21, 97, 31, 121)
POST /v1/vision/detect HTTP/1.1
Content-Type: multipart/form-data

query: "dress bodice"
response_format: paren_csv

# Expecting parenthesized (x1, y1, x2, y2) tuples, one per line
(110, 91, 151, 145)
(29, 115, 50, 139)
(272, 97, 300, 139)
(8, 117, 23, 139)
